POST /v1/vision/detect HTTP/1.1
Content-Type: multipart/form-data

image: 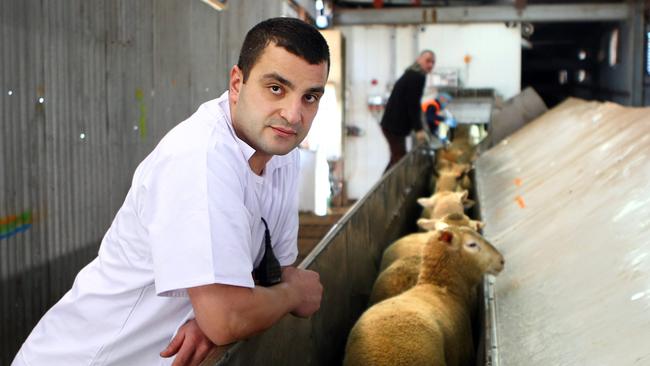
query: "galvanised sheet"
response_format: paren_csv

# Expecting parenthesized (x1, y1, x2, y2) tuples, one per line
(476, 98, 650, 365)
(1, 0, 285, 362)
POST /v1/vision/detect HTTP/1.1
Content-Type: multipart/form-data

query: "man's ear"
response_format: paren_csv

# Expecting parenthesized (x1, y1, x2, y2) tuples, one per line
(229, 65, 244, 104)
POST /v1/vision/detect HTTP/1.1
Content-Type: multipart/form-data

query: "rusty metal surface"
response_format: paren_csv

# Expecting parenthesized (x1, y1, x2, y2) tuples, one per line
(475, 98, 650, 365)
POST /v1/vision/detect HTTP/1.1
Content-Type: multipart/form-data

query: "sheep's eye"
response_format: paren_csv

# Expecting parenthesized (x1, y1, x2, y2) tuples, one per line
(467, 242, 478, 248)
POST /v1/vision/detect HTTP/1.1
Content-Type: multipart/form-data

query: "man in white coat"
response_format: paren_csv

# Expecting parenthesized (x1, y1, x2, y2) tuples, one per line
(14, 17, 329, 366)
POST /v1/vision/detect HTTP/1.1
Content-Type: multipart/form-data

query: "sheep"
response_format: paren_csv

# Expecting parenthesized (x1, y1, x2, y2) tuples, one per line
(435, 160, 471, 177)
(369, 255, 422, 305)
(436, 145, 473, 166)
(371, 213, 485, 304)
(344, 227, 504, 366)
(418, 190, 473, 221)
(378, 232, 434, 272)
(459, 172, 472, 191)
(380, 212, 483, 272)
(436, 127, 478, 166)
(434, 170, 463, 193)
(417, 213, 484, 232)
(431, 160, 470, 193)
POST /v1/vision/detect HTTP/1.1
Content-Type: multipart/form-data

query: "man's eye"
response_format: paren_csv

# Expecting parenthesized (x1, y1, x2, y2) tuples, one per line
(305, 94, 319, 103)
(270, 85, 282, 95)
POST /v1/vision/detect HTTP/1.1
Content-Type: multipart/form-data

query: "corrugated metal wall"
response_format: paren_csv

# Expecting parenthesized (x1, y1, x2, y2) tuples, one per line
(0, 0, 286, 362)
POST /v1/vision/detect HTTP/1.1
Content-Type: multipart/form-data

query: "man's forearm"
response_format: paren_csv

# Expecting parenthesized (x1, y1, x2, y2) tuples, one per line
(188, 266, 322, 346)
(188, 282, 299, 346)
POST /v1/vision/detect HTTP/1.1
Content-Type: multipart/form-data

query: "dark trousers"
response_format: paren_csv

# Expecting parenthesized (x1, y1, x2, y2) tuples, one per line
(382, 127, 406, 173)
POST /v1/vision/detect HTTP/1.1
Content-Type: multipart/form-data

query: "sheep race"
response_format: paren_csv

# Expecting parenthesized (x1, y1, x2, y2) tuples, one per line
(343, 125, 505, 366)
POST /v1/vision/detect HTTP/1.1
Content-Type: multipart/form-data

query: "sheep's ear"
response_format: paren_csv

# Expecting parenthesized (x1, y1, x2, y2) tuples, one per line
(418, 197, 435, 208)
(471, 220, 485, 230)
(456, 190, 469, 201)
(417, 218, 436, 230)
(438, 229, 454, 245)
(434, 220, 450, 231)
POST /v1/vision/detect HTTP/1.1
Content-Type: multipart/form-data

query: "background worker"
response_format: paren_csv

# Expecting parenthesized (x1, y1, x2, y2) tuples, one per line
(380, 50, 436, 172)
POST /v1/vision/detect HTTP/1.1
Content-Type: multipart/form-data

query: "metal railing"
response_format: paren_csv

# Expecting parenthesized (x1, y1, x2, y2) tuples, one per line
(209, 146, 434, 366)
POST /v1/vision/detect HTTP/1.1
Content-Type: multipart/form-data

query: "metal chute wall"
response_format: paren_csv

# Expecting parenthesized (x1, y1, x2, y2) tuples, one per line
(213, 148, 433, 366)
(0, 1, 284, 363)
(475, 98, 650, 365)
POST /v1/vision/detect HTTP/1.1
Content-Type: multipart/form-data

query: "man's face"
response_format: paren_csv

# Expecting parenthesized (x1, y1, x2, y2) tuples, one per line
(229, 44, 328, 159)
(417, 52, 436, 74)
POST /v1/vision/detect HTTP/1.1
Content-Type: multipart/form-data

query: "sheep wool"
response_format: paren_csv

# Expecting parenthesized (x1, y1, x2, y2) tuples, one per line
(369, 255, 422, 305)
(417, 190, 469, 220)
(372, 214, 485, 305)
(344, 228, 504, 366)
(379, 232, 433, 272)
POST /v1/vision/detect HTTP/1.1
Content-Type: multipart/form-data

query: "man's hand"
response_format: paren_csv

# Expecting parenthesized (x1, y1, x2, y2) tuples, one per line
(282, 267, 323, 318)
(160, 319, 216, 366)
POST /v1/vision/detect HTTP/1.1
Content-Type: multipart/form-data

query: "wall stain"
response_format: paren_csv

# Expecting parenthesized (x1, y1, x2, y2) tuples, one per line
(0, 210, 33, 240)
(135, 88, 148, 140)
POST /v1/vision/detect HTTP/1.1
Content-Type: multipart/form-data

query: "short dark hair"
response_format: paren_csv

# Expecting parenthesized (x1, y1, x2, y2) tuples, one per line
(237, 17, 330, 82)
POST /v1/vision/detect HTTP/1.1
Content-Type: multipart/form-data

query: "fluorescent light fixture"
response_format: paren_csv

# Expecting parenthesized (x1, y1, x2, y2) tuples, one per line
(201, 0, 227, 11)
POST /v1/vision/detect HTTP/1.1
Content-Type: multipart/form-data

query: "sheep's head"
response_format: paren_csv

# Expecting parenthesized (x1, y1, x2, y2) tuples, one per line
(417, 190, 471, 219)
(416, 212, 484, 231)
(419, 227, 504, 287)
(435, 161, 472, 176)
(417, 190, 468, 209)
(437, 147, 464, 164)
(454, 226, 504, 276)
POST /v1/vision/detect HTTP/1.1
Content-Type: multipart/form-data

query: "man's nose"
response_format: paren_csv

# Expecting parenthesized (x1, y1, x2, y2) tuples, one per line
(280, 97, 302, 125)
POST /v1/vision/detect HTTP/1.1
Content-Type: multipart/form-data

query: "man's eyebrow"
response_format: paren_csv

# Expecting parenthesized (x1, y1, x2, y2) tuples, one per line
(261, 73, 295, 90)
(307, 86, 325, 95)
(261, 72, 325, 95)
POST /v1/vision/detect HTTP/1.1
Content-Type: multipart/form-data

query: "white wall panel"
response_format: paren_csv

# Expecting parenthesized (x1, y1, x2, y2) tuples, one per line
(419, 23, 521, 99)
(340, 26, 392, 200)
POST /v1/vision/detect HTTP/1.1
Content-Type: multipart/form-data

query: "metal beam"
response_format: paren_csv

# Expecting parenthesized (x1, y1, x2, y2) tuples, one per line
(333, 3, 630, 25)
(630, 0, 645, 106)
(291, 0, 317, 19)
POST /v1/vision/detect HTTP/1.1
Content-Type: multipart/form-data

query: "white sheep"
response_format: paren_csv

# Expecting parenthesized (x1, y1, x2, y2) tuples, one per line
(369, 255, 422, 305)
(417, 213, 484, 232)
(418, 190, 473, 221)
(344, 227, 504, 366)
(371, 213, 485, 305)
(431, 161, 471, 193)
(434, 170, 463, 193)
(379, 212, 483, 272)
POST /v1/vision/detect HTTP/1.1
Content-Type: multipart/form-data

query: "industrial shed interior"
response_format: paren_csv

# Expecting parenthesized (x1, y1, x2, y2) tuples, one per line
(2, 1, 650, 365)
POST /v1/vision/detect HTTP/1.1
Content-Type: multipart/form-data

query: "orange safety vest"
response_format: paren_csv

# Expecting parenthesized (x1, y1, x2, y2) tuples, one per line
(421, 99, 441, 113)
(421, 99, 442, 126)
